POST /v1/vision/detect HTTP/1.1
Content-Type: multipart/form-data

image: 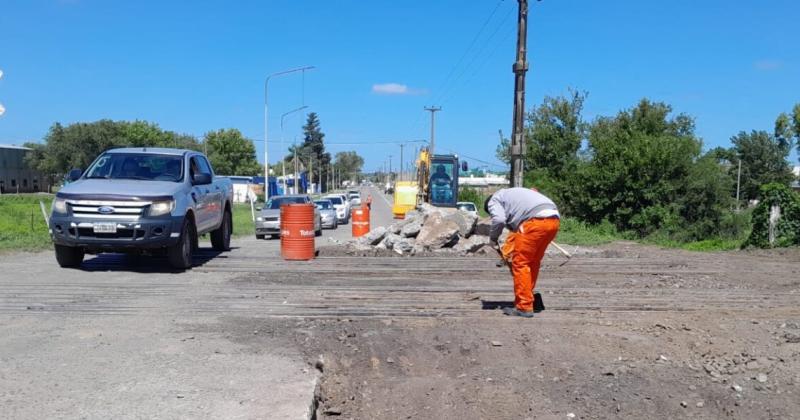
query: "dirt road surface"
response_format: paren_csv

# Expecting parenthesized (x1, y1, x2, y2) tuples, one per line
(2, 186, 799, 419)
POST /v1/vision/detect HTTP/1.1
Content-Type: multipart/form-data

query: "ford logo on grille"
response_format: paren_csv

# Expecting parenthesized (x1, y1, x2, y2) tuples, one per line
(98, 206, 115, 214)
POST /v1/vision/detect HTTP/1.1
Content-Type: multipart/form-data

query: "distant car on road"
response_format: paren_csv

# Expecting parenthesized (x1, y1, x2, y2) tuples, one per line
(314, 199, 338, 229)
(324, 194, 350, 224)
(456, 201, 478, 217)
(348, 191, 361, 206)
(49, 148, 233, 269)
(255, 195, 321, 239)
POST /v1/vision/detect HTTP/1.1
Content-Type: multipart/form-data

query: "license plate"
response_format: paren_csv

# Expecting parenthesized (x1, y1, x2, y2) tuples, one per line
(93, 223, 117, 233)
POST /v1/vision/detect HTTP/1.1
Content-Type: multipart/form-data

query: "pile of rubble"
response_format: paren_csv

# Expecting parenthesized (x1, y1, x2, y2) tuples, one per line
(347, 203, 496, 256)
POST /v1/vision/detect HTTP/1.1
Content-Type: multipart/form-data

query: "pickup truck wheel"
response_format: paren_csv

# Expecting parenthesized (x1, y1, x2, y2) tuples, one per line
(211, 209, 232, 251)
(168, 220, 195, 269)
(54, 245, 84, 268)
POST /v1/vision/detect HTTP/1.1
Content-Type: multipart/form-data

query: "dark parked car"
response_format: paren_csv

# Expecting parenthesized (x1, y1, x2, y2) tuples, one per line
(255, 195, 321, 239)
(314, 200, 338, 229)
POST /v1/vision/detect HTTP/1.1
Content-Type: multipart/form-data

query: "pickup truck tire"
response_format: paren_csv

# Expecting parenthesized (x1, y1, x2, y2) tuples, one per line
(168, 219, 195, 269)
(55, 245, 84, 268)
(210, 209, 232, 251)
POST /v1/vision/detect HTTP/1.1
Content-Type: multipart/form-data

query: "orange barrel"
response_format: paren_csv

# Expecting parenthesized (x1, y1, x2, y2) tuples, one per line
(280, 203, 316, 260)
(351, 205, 371, 237)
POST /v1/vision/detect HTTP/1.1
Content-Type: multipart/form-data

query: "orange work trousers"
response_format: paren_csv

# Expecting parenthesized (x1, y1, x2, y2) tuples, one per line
(501, 217, 560, 312)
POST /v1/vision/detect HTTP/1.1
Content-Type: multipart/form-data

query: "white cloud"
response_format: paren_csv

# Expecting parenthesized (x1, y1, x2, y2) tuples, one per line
(754, 59, 782, 71)
(371, 83, 426, 95)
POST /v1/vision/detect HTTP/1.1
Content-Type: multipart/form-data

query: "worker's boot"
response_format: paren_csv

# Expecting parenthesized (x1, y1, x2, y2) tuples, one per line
(534, 292, 545, 313)
(502, 307, 534, 318)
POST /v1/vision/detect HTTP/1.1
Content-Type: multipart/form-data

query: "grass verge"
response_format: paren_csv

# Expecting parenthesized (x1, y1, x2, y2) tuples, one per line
(0, 194, 54, 252)
(0, 196, 258, 253)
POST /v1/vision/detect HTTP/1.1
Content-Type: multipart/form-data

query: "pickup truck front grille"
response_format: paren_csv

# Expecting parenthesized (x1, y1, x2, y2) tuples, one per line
(68, 201, 148, 220)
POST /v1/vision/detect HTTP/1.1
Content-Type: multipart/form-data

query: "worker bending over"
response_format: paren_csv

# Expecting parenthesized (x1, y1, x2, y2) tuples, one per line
(485, 188, 560, 318)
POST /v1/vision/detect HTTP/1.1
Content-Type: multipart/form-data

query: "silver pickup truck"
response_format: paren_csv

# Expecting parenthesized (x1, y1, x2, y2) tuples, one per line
(49, 148, 233, 269)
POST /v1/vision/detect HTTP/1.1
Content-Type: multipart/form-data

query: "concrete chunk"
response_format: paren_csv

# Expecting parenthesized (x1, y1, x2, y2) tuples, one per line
(415, 213, 460, 250)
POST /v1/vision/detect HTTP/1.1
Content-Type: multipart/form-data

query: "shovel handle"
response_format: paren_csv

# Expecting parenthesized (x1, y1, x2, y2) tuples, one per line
(551, 241, 572, 259)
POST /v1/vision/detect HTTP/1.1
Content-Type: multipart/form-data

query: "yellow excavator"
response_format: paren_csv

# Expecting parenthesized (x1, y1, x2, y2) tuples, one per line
(392, 147, 466, 218)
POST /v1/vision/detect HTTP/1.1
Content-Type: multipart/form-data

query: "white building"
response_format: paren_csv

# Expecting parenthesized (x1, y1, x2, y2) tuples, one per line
(458, 172, 510, 188)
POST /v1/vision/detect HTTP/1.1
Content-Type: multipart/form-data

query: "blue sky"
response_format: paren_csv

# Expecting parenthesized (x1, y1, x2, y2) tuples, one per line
(1, 0, 798, 172)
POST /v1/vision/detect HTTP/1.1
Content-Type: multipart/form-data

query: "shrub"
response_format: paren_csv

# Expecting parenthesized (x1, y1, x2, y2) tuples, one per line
(743, 183, 800, 248)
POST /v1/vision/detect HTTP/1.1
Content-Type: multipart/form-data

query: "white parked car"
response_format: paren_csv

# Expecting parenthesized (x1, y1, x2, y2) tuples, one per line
(324, 194, 350, 224)
(348, 191, 361, 206)
(456, 201, 478, 217)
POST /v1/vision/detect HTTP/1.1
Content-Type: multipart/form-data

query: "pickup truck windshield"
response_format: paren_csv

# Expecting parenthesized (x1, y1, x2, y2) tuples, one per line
(327, 196, 343, 205)
(84, 153, 184, 182)
(265, 196, 307, 209)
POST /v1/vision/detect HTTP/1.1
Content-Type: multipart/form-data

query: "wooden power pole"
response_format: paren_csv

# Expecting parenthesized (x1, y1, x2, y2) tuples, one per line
(510, 0, 529, 188)
(424, 106, 442, 156)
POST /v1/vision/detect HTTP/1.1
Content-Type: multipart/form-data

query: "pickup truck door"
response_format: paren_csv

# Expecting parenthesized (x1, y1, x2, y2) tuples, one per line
(189, 156, 213, 233)
(198, 156, 224, 229)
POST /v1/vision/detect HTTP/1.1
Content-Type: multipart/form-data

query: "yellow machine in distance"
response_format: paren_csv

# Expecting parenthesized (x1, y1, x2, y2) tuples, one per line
(391, 147, 466, 219)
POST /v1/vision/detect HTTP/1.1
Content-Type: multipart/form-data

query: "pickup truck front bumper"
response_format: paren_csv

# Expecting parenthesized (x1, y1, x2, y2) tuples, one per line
(49, 215, 185, 251)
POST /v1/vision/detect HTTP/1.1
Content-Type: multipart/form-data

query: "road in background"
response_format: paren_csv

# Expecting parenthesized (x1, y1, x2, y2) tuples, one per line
(0, 184, 392, 418)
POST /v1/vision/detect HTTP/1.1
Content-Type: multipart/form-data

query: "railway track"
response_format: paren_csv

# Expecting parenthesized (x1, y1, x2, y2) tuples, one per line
(1, 250, 797, 318)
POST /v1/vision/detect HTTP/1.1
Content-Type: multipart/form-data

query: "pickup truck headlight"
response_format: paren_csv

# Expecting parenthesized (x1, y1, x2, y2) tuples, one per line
(149, 200, 175, 217)
(52, 198, 67, 214)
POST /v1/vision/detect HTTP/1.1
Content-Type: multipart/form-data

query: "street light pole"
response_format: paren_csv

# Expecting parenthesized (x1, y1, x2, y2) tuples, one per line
(281, 105, 309, 194)
(264, 66, 314, 199)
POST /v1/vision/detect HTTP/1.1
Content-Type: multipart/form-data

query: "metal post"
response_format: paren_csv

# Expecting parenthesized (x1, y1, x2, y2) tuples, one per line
(510, 0, 529, 188)
(736, 159, 742, 212)
(281, 106, 308, 194)
(399, 144, 405, 181)
(293, 136, 298, 194)
(263, 66, 314, 199)
(424, 106, 441, 156)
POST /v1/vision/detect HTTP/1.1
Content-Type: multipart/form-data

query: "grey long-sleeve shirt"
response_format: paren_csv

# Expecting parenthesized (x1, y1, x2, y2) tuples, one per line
(486, 188, 559, 242)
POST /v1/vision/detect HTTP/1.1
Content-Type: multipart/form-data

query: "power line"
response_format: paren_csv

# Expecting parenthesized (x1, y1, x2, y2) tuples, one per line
(434, 4, 515, 106)
(446, 149, 509, 170)
(430, 0, 507, 104)
(324, 139, 428, 146)
(403, 1, 509, 140)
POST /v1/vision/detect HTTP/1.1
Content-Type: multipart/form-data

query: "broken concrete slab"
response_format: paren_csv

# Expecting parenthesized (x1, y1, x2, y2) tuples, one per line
(453, 235, 491, 255)
(400, 216, 424, 238)
(415, 213, 460, 251)
(443, 210, 478, 237)
(359, 226, 388, 246)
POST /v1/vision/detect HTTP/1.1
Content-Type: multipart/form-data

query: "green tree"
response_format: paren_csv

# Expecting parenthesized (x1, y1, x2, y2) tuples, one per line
(299, 112, 332, 191)
(25, 119, 200, 182)
(730, 130, 793, 201)
(524, 90, 587, 179)
(572, 99, 705, 235)
(333, 151, 365, 181)
(203, 129, 262, 176)
(120, 120, 200, 150)
(25, 120, 127, 179)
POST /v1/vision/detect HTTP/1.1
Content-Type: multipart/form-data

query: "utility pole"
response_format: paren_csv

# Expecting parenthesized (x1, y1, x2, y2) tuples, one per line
(424, 106, 442, 156)
(736, 159, 742, 212)
(389, 155, 392, 182)
(510, 0, 529, 188)
(399, 144, 405, 181)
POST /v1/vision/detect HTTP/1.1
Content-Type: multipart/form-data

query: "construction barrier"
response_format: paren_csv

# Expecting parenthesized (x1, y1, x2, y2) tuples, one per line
(351, 206, 370, 237)
(280, 203, 315, 260)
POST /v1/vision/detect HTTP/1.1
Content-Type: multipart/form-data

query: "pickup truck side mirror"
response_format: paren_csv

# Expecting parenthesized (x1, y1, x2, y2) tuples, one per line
(255, 206, 262, 211)
(67, 169, 83, 182)
(192, 172, 212, 185)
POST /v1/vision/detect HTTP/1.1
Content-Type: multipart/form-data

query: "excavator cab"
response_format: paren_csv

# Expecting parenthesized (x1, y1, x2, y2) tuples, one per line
(427, 155, 461, 207)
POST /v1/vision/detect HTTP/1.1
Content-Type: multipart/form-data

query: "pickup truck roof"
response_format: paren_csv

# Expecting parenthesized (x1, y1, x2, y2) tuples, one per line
(106, 147, 191, 156)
